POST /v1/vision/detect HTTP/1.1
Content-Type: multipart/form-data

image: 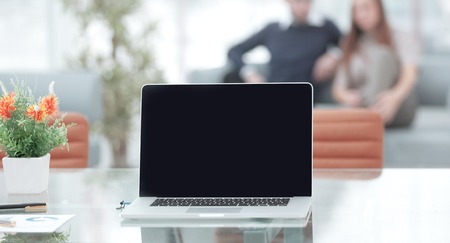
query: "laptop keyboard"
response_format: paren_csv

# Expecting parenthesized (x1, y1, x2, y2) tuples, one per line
(150, 198, 290, 207)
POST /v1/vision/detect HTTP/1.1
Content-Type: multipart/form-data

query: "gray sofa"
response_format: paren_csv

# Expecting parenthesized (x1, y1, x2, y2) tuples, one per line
(0, 71, 103, 167)
(384, 55, 450, 168)
(187, 56, 450, 168)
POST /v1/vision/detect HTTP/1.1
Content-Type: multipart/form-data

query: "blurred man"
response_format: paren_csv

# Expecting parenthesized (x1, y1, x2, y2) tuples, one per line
(227, 0, 342, 101)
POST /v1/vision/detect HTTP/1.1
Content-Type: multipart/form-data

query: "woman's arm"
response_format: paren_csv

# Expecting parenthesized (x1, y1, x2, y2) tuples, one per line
(371, 29, 420, 124)
(371, 64, 418, 124)
(332, 66, 363, 106)
(392, 65, 418, 102)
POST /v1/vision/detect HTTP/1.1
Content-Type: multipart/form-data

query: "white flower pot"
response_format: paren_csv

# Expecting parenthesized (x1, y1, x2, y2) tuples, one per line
(2, 153, 50, 194)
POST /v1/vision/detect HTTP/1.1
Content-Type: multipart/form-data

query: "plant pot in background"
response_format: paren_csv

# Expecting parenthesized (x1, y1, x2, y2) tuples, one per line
(2, 153, 50, 194)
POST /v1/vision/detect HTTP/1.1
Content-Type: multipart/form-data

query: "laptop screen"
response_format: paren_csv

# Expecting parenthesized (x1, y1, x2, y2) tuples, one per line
(139, 83, 312, 197)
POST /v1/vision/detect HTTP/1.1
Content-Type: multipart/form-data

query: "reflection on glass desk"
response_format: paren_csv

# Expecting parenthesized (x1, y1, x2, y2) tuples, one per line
(1, 168, 450, 242)
(126, 217, 313, 243)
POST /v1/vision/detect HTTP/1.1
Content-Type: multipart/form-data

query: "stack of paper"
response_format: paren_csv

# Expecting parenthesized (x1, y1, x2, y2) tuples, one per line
(0, 215, 74, 233)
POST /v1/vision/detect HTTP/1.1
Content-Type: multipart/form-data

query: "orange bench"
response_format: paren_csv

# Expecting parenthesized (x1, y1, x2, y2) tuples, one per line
(313, 109, 384, 168)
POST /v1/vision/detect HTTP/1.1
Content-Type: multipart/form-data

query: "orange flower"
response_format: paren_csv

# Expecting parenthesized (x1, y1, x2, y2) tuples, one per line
(39, 94, 58, 116)
(0, 93, 15, 120)
(26, 104, 47, 122)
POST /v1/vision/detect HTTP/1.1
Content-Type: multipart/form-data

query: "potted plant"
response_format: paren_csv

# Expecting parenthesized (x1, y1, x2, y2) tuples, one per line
(62, 0, 164, 167)
(1, 231, 70, 242)
(0, 81, 73, 194)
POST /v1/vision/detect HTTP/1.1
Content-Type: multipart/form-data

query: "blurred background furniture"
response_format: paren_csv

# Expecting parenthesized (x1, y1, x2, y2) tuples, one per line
(383, 56, 450, 168)
(0, 112, 89, 168)
(48, 112, 89, 168)
(187, 55, 450, 168)
(184, 0, 450, 168)
(313, 109, 384, 168)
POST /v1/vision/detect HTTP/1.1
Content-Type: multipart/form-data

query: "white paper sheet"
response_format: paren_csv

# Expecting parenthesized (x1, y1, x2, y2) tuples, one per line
(0, 214, 74, 233)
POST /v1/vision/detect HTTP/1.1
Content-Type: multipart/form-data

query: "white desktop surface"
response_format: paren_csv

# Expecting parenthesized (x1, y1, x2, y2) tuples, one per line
(0, 168, 449, 242)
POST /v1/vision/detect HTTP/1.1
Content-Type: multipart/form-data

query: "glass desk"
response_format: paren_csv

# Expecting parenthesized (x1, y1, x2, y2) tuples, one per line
(0, 168, 450, 242)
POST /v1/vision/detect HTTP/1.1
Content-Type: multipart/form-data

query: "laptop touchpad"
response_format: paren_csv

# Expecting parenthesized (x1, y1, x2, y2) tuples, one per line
(186, 208, 242, 214)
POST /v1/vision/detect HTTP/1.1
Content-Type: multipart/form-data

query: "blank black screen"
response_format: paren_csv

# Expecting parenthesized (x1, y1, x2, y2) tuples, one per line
(139, 83, 312, 197)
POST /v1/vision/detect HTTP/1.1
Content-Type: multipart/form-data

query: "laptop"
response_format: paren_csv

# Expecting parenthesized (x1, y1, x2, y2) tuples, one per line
(121, 82, 313, 220)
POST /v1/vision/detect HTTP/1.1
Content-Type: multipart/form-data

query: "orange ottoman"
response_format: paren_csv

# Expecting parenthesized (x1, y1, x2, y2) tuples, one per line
(313, 109, 384, 168)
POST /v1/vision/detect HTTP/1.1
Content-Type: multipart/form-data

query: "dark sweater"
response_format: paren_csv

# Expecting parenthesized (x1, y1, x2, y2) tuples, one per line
(228, 20, 341, 83)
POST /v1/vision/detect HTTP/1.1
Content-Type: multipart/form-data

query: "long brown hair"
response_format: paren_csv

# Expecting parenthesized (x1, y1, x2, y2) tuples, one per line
(342, 0, 393, 66)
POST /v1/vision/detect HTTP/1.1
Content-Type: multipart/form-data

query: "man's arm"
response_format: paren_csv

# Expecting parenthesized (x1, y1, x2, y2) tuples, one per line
(312, 19, 343, 82)
(227, 24, 271, 70)
(227, 24, 274, 83)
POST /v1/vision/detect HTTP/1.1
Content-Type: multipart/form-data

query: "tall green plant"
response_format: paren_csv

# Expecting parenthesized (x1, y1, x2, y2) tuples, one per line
(63, 0, 164, 167)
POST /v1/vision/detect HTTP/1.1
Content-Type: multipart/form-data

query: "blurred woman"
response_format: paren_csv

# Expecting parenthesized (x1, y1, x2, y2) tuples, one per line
(333, 0, 420, 127)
